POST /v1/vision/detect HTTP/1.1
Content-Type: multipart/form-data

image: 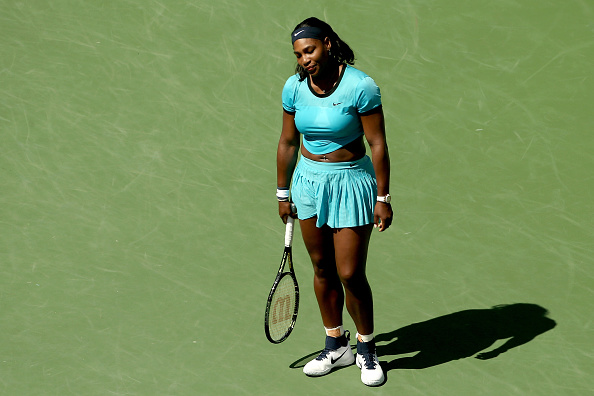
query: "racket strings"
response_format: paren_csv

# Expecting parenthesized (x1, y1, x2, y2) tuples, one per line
(268, 275, 297, 341)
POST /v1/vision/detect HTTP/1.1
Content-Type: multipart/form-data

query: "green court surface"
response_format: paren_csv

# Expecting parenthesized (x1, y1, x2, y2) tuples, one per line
(2, 1, 593, 395)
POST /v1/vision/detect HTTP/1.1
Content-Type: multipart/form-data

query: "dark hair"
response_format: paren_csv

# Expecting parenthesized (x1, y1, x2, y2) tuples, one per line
(293, 17, 355, 81)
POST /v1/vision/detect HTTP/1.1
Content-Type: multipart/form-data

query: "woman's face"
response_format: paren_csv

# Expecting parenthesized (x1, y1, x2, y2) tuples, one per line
(293, 37, 331, 78)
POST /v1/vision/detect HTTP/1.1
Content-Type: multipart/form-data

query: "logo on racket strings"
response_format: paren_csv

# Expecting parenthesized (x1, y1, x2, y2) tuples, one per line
(272, 295, 292, 324)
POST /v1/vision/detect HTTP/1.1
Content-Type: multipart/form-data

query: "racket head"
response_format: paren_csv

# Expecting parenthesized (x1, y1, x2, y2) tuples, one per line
(264, 258, 299, 343)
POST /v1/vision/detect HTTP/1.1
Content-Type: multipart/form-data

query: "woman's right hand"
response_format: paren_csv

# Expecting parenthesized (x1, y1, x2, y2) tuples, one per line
(278, 201, 297, 224)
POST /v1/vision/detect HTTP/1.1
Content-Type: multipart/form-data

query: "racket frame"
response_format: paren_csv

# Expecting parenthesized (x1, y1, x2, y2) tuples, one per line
(264, 217, 300, 344)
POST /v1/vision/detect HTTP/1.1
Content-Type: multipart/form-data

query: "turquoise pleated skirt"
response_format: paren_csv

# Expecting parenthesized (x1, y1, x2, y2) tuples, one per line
(291, 155, 377, 228)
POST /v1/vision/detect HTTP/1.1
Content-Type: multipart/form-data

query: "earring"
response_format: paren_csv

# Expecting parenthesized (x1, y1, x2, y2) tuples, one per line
(328, 49, 333, 57)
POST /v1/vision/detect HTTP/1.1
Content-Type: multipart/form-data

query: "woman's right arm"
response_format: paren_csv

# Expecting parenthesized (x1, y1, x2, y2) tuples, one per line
(276, 110, 300, 222)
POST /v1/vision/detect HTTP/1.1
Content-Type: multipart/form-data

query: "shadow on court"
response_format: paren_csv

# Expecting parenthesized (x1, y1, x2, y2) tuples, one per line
(376, 303, 556, 372)
(290, 303, 555, 385)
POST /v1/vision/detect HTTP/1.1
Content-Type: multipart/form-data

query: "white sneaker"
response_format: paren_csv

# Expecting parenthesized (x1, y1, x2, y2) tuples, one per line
(356, 339, 384, 386)
(303, 331, 355, 376)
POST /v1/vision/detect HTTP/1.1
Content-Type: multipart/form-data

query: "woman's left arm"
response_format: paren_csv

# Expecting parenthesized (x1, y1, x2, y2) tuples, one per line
(361, 106, 393, 232)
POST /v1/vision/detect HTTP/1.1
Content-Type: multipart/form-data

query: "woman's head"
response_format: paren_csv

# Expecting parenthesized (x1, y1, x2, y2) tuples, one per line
(291, 17, 355, 81)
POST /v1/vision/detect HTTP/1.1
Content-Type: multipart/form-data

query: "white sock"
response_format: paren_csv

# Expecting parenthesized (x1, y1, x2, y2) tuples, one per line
(325, 325, 345, 337)
(357, 332, 374, 343)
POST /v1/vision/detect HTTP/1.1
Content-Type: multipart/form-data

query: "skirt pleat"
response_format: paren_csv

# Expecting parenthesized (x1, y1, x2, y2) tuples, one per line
(291, 155, 377, 228)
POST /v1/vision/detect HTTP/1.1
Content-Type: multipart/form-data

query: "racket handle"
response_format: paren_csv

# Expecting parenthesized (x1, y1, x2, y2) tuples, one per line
(285, 217, 295, 247)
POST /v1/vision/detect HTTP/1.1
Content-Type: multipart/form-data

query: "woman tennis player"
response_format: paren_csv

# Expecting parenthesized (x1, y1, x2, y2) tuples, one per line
(276, 17, 392, 386)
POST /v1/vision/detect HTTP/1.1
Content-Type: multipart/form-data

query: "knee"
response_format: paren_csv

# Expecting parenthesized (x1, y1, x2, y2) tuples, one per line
(310, 255, 337, 280)
(337, 266, 367, 289)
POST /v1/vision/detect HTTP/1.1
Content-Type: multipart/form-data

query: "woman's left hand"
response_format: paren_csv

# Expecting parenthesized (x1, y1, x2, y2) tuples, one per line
(374, 202, 393, 232)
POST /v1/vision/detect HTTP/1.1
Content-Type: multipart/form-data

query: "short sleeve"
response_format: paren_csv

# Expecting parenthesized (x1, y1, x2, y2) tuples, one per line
(282, 75, 298, 114)
(356, 76, 382, 114)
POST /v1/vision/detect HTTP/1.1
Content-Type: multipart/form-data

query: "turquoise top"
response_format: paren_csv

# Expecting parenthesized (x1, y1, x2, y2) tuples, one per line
(282, 65, 382, 155)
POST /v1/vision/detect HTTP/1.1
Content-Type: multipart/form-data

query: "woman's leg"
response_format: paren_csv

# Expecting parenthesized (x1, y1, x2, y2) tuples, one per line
(332, 224, 374, 336)
(299, 217, 344, 330)
(334, 224, 384, 386)
(301, 217, 356, 376)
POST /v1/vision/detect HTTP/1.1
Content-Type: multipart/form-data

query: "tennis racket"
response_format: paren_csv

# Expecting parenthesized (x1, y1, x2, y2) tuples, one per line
(265, 211, 299, 344)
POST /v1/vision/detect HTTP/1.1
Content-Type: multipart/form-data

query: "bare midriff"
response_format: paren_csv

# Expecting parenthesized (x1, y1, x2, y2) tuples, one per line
(301, 136, 366, 163)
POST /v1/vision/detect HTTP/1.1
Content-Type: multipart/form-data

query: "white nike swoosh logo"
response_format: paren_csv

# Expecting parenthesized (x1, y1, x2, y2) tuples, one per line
(293, 30, 305, 37)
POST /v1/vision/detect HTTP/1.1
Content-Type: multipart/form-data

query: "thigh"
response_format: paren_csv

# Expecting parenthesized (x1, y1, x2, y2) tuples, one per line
(333, 224, 373, 280)
(299, 217, 336, 271)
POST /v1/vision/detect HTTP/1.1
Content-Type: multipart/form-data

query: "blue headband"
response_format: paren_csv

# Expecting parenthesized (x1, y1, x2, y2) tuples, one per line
(291, 26, 327, 44)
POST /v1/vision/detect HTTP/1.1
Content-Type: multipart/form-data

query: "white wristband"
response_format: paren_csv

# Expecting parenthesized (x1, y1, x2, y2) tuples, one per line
(276, 187, 290, 201)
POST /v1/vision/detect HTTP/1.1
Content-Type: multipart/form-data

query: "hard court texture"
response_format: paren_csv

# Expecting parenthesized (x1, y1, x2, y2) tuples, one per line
(1, 0, 593, 395)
